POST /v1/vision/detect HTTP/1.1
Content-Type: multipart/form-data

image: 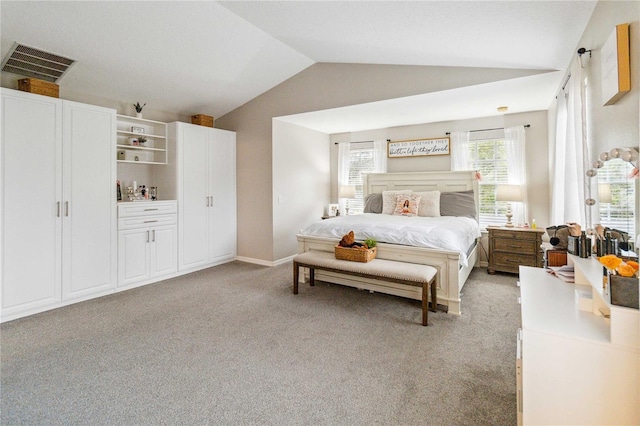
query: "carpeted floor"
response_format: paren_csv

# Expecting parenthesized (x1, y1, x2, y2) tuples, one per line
(1, 261, 521, 425)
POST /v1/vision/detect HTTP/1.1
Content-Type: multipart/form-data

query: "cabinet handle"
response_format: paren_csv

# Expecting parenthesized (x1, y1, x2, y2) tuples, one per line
(57, 201, 61, 217)
(152, 230, 156, 242)
(143, 220, 158, 223)
(65, 201, 69, 217)
(206, 196, 210, 207)
(146, 230, 150, 243)
(209, 196, 213, 207)
(144, 208, 158, 211)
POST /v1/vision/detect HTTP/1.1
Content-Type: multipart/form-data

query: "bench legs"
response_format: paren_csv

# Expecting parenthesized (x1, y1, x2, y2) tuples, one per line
(293, 262, 436, 326)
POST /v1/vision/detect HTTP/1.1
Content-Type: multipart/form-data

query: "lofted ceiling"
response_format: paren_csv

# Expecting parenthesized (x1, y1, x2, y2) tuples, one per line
(1, 1, 597, 133)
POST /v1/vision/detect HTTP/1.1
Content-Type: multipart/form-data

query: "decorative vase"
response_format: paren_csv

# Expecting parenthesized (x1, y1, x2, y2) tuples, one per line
(136, 112, 142, 119)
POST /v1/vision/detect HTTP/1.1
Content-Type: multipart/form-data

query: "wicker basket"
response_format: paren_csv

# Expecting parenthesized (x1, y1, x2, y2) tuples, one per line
(17, 78, 59, 98)
(191, 114, 214, 127)
(335, 245, 377, 262)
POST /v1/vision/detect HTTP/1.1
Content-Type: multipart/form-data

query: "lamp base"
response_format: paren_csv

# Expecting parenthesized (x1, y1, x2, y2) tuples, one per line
(504, 207, 514, 227)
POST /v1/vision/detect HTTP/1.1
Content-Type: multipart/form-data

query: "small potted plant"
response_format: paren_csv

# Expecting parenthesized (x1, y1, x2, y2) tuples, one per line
(138, 136, 147, 146)
(133, 102, 146, 118)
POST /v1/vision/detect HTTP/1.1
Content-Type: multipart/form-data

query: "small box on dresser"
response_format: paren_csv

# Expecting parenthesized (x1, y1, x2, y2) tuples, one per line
(488, 227, 545, 274)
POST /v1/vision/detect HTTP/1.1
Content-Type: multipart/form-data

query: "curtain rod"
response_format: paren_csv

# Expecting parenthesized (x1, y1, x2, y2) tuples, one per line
(445, 124, 530, 136)
(333, 140, 373, 145)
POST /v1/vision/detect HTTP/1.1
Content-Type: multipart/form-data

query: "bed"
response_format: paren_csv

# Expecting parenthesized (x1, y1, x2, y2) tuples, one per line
(296, 171, 480, 315)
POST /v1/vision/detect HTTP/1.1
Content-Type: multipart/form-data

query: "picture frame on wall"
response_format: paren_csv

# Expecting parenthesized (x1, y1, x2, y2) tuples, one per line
(327, 204, 339, 217)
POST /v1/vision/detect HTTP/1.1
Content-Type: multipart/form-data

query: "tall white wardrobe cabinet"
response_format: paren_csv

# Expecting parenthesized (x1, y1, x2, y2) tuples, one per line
(1, 89, 117, 322)
(162, 122, 236, 273)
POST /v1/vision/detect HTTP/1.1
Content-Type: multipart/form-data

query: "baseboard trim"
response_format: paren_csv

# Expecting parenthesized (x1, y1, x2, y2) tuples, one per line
(236, 254, 295, 267)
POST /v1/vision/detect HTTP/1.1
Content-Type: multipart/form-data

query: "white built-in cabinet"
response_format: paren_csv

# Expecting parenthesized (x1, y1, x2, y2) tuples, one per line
(117, 201, 177, 288)
(162, 122, 236, 272)
(1, 88, 116, 322)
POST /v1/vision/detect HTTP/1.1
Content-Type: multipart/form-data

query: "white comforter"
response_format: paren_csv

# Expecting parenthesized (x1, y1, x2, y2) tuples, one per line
(300, 214, 481, 266)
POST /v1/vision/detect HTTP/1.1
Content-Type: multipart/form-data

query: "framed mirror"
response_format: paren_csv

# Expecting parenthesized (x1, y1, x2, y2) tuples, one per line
(586, 147, 638, 240)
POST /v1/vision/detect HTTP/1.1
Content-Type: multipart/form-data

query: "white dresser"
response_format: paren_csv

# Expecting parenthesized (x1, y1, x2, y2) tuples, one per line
(518, 255, 639, 425)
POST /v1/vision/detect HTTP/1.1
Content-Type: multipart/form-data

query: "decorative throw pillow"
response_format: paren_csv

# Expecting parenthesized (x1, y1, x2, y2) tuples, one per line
(382, 190, 412, 215)
(440, 190, 477, 218)
(363, 193, 383, 214)
(393, 194, 421, 217)
(414, 191, 441, 217)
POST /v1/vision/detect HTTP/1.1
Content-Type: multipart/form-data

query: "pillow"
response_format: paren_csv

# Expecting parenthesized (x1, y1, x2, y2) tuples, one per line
(439, 190, 477, 218)
(363, 193, 383, 214)
(393, 194, 421, 217)
(382, 190, 412, 215)
(414, 191, 441, 217)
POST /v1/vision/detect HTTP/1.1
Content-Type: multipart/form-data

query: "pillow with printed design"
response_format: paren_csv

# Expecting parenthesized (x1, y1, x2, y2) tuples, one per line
(393, 194, 421, 217)
(382, 190, 412, 214)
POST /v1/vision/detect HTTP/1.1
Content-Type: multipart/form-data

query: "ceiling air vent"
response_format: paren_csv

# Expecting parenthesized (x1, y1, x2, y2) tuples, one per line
(1, 43, 75, 83)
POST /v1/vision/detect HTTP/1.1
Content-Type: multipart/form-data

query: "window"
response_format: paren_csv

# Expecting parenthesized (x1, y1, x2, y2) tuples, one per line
(464, 139, 511, 227)
(597, 160, 636, 237)
(339, 141, 386, 215)
(451, 127, 527, 229)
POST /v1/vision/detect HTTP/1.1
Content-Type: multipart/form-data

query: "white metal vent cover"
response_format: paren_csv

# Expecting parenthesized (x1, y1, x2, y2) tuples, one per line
(1, 43, 75, 83)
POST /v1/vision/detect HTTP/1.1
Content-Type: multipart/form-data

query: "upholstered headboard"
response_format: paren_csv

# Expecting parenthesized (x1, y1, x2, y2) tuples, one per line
(363, 171, 479, 221)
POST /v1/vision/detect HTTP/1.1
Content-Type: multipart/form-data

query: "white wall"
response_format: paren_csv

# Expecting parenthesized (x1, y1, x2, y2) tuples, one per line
(272, 119, 330, 262)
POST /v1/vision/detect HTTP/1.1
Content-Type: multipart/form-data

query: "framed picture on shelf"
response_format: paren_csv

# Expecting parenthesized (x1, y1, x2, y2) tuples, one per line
(131, 126, 145, 134)
(327, 204, 339, 217)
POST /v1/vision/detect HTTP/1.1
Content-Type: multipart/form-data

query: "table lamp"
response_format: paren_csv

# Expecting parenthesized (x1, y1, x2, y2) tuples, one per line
(598, 183, 612, 204)
(495, 184, 523, 228)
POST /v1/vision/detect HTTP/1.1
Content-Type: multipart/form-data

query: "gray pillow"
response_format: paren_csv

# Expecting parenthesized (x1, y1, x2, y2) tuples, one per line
(440, 190, 476, 218)
(363, 193, 383, 214)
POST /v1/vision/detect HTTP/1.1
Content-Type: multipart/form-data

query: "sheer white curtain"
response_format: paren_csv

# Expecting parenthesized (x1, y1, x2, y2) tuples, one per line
(505, 126, 528, 225)
(551, 87, 568, 224)
(373, 139, 388, 173)
(551, 58, 589, 227)
(450, 131, 471, 170)
(337, 141, 351, 213)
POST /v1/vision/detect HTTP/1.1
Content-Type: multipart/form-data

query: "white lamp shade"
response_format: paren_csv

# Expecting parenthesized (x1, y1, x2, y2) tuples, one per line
(339, 184, 356, 199)
(495, 184, 524, 202)
(598, 183, 612, 203)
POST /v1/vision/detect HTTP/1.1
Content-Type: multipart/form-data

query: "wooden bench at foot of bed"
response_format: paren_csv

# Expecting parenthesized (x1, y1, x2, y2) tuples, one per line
(292, 250, 438, 326)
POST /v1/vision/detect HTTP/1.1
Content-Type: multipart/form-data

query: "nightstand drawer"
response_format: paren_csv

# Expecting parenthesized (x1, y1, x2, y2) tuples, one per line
(493, 238, 538, 255)
(492, 252, 538, 270)
(490, 229, 536, 240)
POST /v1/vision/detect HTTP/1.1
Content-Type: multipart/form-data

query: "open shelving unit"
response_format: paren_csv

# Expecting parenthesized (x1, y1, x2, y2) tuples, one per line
(116, 115, 167, 165)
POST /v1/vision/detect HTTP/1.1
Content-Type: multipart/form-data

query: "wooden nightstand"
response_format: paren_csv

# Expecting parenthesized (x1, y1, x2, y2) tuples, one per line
(487, 227, 545, 274)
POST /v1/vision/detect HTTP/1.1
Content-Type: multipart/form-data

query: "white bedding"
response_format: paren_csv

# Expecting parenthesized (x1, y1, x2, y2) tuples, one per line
(300, 214, 481, 267)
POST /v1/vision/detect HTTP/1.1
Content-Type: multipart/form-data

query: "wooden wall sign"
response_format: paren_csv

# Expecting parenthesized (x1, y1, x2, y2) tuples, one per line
(387, 137, 450, 158)
(601, 23, 630, 106)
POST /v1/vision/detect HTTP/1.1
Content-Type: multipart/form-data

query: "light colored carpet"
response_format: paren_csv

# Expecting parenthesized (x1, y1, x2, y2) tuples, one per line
(1, 262, 521, 425)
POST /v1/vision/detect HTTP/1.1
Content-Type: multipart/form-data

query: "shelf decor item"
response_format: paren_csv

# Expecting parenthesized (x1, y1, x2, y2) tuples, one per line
(133, 102, 146, 118)
(17, 78, 59, 98)
(191, 114, 214, 127)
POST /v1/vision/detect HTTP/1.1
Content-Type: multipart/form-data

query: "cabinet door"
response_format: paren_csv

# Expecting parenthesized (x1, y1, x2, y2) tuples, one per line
(118, 228, 150, 287)
(210, 129, 237, 262)
(62, 101, 116, 300)
(150, 225, 177, 278)
(1, 90, 63, 318)
(178, 124, 210, 270)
